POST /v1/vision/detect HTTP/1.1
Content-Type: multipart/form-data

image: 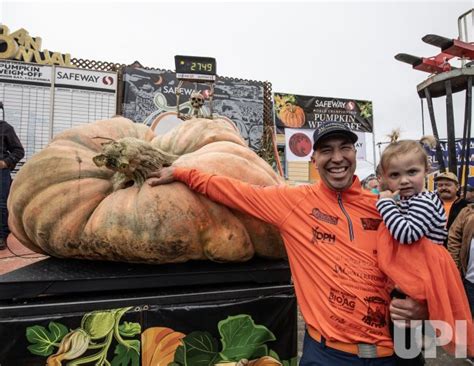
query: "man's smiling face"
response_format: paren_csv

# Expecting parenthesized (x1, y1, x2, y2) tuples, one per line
(312, 134, 357, 191)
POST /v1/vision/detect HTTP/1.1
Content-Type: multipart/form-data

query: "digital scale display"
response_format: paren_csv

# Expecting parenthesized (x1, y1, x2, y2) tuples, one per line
(175, 55, 216, 81)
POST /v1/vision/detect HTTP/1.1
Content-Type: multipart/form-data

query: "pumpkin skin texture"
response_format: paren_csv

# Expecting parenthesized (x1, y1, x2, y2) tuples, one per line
(278, 104, 305, 128)
(8, 117, 286, 263)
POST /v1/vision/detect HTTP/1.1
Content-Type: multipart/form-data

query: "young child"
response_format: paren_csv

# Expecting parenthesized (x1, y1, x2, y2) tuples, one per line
(376, 131, 447, 245)
(374, 132, 473, 356)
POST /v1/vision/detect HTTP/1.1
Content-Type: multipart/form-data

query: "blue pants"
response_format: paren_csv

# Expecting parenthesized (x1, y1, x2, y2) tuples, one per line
(0, 169, 11, 240)
(299, 332, 396, 366)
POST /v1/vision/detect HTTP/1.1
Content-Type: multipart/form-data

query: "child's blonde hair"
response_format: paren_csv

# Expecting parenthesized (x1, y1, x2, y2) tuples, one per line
(378, 130, 436, 175)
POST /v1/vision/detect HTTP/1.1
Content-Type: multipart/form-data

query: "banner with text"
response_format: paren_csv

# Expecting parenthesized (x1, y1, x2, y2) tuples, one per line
(274, 93, 373, 134)
(426, 138, 474, 190)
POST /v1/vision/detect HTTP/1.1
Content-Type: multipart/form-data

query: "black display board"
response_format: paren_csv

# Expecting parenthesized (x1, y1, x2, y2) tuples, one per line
(121, 67, 265, 151)
(0, 258, 296, 366)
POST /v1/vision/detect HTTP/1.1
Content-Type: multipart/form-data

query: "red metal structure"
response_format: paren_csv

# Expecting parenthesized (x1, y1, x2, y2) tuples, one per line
(394, 9, 473, 197)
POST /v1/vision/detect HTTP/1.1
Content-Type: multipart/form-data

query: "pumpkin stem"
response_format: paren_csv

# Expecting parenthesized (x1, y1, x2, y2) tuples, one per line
(93, 137, 178, 190)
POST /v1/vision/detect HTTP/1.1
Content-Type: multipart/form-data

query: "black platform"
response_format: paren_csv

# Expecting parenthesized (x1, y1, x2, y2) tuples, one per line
(0, 257, 291, 301)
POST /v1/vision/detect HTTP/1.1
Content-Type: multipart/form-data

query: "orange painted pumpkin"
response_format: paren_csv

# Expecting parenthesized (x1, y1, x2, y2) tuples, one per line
(141, 327, 185, 366)
(278, 104, 305, 128)
(8, 117, 286, 263)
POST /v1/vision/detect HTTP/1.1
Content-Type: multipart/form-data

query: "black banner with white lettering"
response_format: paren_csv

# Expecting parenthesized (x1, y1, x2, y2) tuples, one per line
(274, 93, 373, 133)
(121, 67, 265, 151)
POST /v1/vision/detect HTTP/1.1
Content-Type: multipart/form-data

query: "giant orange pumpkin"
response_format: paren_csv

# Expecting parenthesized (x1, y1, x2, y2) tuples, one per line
(8, 117, 286, 263)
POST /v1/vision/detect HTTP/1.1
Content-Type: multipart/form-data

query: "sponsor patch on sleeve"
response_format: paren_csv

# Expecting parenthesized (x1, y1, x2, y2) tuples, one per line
(360, 218, 382, 231)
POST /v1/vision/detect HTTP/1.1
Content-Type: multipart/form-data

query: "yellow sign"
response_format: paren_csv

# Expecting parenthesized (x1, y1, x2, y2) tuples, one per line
(0, 25, 72, 66)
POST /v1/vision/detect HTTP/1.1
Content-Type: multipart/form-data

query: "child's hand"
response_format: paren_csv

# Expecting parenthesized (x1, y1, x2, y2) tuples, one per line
(378, 190, 400, 200)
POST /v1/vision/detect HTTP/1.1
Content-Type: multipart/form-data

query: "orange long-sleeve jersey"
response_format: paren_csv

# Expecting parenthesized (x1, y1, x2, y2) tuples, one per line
(173, 167, 393, 347)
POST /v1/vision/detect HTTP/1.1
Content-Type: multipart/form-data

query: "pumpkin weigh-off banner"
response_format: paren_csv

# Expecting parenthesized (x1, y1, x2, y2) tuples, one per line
(274, 93, 373, 134)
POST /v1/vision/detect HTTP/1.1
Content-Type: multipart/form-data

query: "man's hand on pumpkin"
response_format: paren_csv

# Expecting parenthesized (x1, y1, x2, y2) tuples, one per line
(148, 167, 176, 186)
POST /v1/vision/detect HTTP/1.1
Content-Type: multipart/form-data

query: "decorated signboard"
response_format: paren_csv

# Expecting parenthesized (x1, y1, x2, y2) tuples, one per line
(0, 292, 297, 366)
(0, 59, 117, 167)
(274, 93, 373, 134)
(121, 67, 265, 151)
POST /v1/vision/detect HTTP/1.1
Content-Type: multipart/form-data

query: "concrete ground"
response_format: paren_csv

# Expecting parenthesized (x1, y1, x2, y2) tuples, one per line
(296, 308, 471, 365)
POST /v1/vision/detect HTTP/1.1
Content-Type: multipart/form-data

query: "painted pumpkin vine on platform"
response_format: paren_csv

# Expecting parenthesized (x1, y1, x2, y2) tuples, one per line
(8, 116, 286, 264)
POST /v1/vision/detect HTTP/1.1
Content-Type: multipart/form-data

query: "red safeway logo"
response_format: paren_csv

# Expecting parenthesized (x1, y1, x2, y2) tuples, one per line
(102, 76, 114, 85)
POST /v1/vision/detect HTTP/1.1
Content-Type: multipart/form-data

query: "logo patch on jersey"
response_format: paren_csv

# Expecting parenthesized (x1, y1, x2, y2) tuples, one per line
(312, 226, 336, 244)
(311, 208, 338, 225)
(360, 218, 382, 231)
(328, 287, 356, 313)
(362, 296, 388, 328)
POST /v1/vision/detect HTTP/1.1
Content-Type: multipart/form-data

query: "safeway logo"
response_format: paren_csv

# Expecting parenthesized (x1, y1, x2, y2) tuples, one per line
(102, 76, 114, 86)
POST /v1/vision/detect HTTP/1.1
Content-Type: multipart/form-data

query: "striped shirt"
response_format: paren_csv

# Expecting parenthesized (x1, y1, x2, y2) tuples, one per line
(376, 191, 447, 244)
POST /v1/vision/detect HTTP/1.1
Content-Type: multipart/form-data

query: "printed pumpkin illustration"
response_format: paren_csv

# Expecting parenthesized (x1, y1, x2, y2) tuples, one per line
(278, 104, 305, 128)
(27, 307, 141, 366)
(142, 327, 185, 366)
(8, 116, 286, 264)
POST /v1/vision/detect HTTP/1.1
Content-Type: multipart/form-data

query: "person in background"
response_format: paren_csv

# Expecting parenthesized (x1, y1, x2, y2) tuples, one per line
(447, 205, 474, 365)
(148, 121, 428, 366)
(362, 173, 380, 194)
(448, 204, 474, 311)
(0, 118, 24, 250)
(461, 185, 474, 204)
(376, 133, 446, 245)
(434, 172, 469, 239)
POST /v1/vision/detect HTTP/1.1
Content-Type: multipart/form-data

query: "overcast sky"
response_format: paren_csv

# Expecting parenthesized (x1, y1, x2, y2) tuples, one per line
(1, 0, 472, 176)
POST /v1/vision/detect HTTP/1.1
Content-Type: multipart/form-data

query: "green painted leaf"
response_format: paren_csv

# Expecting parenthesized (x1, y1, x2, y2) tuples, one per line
(282, 356, 298, 366)
(25, 322, 68, 356)
(111, 342, 139, 366)
(269, 349, 281, 361)
(27, 342, 54, 357)
(119, 322, 141, 338)
(218, 315, 275, 361)
(48, 322, 69, 341)
(180, 331, 219, 366)
(174, 344, 185, 365)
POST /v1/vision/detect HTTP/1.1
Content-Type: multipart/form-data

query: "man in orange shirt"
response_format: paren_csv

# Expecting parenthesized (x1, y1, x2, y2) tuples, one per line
(148, 121, 428, 366)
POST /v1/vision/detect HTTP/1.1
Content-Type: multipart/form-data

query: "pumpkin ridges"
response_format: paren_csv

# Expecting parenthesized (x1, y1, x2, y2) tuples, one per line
(197, 196, 255, 262)
(176, 141, 283, 185)
(175, 151, 280, 187)
(82, 184, 209, 263)
(152, 118, 246, 156)
(58, 117, 153, 138)
(20, 178, 111, 254)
